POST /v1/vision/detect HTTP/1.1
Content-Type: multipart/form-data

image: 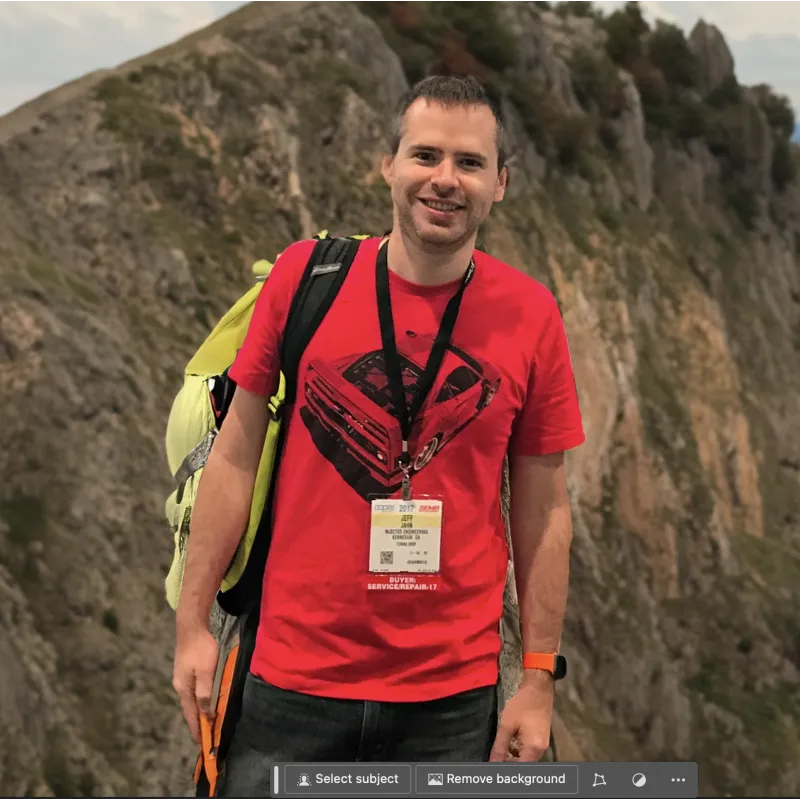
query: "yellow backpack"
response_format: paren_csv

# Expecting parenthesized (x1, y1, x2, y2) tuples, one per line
(163, 232, 369, 616)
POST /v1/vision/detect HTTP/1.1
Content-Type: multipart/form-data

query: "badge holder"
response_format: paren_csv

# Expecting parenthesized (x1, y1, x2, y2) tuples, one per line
(365, 444, 443, 592)
(367, 247, 473, 593)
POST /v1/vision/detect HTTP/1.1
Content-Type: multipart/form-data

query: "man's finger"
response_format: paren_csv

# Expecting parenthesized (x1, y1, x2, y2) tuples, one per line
(174, 669, 201, 745)
(195, 664, 215, 719)
(489, 721, 514, 762)
(517, 744, 545, 762)
(178, 688, 201, 744)
(517, 732, 549, 762)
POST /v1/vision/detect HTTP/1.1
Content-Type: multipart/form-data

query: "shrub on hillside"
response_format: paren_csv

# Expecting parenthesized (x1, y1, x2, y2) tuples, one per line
(707, 75, 742, 108)
(570, 45, 625, 117)
(597, 118, 620, 152)
(414, 0, 517, 72)
(602, 2, 649, 70)
(554, 115, 595, 166)
(674, 98, 710, 141)
(771, 137, 796, 191)
(632, 58, 669, 109)
(647, 22, 698, 89)
(508, 77, 597, 171)
(630, 58, 697, 136)
(359, 2, 518, 78)
(752, 84, 796, 139)
(508, 78, 569, 153)
(638, 91, 714, 145)
(705, 106, 750, 170)
(726, 182, 758, 230)
(555, 1, 598, 19)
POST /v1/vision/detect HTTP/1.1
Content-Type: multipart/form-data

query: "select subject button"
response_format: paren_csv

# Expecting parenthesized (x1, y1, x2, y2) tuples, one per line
(285, 765, 412, 794)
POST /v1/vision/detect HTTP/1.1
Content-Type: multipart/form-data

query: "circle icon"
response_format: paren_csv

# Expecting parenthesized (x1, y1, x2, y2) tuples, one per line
(632, 773, 647, 787)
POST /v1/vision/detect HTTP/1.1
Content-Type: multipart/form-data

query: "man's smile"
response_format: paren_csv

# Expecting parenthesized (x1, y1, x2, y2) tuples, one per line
(419, 198, 465, 214)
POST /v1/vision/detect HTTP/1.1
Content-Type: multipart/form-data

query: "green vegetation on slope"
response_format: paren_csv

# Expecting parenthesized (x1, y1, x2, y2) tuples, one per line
(594, 1, 796, 227)
(363, 0, 797, 237)
(92, 63, 296, 308)
(359, 2, 518, 83)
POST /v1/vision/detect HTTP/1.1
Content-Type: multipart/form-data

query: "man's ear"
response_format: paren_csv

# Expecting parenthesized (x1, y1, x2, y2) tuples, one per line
(381, 154, 395, 185)
(494, 165, 508, 202)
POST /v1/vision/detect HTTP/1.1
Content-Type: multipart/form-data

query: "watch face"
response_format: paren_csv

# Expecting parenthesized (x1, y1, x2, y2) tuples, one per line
(554, 655, 567, 680)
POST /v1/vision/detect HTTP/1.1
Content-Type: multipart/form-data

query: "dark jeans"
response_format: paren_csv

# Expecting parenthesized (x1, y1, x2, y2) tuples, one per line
(216, 672, 498, 796)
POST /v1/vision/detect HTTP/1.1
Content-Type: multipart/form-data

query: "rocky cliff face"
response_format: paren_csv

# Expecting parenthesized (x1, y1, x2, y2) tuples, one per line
(1, 2, 798, 796)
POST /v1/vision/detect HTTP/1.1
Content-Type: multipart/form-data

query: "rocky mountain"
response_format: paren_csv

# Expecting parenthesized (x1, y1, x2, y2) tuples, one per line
(1, 1, 799, 796)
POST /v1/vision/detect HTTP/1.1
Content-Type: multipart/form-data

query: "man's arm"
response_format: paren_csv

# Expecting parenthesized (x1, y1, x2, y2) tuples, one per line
(508, 451, 573, 685)
(175, 386, 271, 633)
(171, 241, 307, 744)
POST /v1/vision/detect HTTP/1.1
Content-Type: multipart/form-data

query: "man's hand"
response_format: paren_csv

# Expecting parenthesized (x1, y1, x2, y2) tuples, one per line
(489, 671, 554, 762)
(173, 624, 219, 744)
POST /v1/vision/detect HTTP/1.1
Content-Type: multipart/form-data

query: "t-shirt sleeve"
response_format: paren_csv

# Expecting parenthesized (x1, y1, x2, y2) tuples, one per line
(227, 239, 317, 396)
(509, 289, 586, 457)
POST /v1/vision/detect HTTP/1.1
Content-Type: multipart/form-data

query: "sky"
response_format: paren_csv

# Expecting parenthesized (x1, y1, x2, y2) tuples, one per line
(0, 1, 798, 139)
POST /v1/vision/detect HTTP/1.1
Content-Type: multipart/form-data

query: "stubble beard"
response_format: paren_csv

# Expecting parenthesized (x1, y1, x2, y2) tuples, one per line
(396, 196, 477, 254)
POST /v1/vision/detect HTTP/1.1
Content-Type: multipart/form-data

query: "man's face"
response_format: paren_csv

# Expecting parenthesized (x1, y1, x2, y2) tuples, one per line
(381, 99, 507, 251)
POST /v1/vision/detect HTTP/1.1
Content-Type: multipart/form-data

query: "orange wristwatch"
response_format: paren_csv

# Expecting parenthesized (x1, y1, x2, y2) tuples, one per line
(523, 652, 567, 680)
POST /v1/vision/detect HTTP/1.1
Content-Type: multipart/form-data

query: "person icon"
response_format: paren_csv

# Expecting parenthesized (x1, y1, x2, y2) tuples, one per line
(298, 774, 311, 787)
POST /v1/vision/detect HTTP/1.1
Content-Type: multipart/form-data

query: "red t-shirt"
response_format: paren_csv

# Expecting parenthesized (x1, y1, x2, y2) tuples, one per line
(228, 236, 585, 702)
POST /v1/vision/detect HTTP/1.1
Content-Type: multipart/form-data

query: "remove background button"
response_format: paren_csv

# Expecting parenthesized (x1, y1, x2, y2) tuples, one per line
(417, 765, 578, 795)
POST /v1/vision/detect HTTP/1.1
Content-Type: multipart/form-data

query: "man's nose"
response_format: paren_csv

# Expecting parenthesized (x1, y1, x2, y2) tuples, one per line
(431, 159, 458, 192)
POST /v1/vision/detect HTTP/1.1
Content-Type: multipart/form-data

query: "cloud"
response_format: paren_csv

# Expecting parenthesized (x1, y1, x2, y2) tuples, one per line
(0, 1, 245, 115)
(638, 1, 800, 41)
(596, 1, 800, 40)
(0, 0, 238, 33)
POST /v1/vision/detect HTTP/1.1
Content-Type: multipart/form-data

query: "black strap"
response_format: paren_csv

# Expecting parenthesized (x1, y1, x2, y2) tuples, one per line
(281, 237, 361, 404)
(217, 235, 361, 618)
(375, 244, 474, 466)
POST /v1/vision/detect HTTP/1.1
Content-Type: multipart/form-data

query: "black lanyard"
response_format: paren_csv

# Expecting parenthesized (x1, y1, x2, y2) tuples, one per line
(375, 244, 474, 490)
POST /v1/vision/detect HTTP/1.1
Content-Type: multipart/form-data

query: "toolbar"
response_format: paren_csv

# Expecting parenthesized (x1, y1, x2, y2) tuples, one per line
(270, 761, 698, 798)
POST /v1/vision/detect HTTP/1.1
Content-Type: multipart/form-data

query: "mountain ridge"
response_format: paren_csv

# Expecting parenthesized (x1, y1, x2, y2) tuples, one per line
(0, 2, 798, 796)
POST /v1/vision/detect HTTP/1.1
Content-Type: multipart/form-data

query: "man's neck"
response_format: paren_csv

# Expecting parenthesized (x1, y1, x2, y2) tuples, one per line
(384, 230, 475, 286)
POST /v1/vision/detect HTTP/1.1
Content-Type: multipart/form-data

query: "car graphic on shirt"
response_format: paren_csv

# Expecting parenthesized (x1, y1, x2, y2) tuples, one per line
(299, 332, 501, 500)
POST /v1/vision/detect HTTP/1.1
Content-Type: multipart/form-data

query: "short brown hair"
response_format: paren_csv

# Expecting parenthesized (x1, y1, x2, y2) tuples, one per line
(390, 74, 507, 171)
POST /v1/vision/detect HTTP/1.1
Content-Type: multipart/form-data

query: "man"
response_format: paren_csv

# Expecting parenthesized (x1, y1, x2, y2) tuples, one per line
(173, 74, 585, 792)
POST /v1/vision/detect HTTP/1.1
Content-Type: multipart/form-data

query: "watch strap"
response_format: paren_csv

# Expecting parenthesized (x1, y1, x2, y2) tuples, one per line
(523, 652, 567, 680)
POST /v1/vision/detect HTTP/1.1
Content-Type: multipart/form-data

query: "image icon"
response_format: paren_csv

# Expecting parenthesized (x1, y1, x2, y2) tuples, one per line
(428, 773, 444, 786)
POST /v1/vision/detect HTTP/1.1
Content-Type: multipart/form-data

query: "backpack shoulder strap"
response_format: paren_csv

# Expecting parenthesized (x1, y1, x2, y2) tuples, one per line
(280, 236, 362, 403)
(213, 237, 361, 620)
